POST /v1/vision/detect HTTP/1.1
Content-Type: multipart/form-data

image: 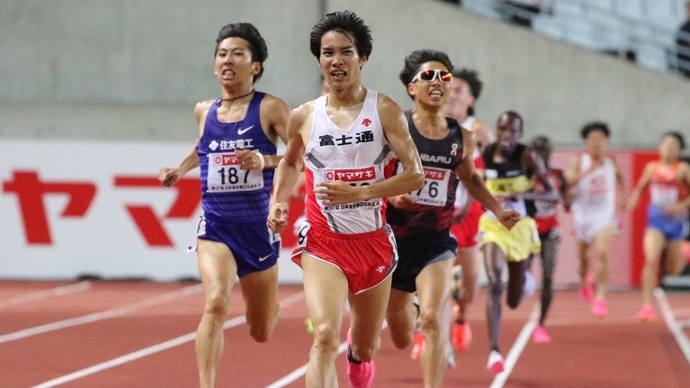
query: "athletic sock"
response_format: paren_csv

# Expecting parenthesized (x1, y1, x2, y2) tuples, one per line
(347, 346, 362, 364)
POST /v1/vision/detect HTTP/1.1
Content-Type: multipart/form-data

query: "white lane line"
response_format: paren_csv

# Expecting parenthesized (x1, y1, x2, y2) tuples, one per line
(654, 287, 690, 367)
(490, 302, 540, 388)
(0, 284, 203, 344)
(0, 281, 92, 309)
(31, 291, 305, 388)
(266, 321, 389, 388)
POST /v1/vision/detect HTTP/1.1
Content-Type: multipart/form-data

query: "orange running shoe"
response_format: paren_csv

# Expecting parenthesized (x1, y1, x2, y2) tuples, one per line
(410, 331, 424, 360)
(452, 321, 472, 351)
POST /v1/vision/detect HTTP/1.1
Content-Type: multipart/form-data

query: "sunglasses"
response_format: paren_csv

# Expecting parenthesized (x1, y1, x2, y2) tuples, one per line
(411, 69, 453, 83)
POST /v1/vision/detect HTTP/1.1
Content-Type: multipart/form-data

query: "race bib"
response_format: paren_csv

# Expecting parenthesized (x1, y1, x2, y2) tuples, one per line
(501, 197, 527, 215)
(584, 193, 608, 208)
(296, 220, 310, 248)
(319, 166, 379, 212)
(409, 167, 450, 207)
(651, 184, 678, 207)
(534, 200, 557, 217)
(207, 152, 264, 192)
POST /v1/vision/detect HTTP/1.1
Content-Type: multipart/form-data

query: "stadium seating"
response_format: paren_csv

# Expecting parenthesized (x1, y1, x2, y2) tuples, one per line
(461, 0, 687, 74)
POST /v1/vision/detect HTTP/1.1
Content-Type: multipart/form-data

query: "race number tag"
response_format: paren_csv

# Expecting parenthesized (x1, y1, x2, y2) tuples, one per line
(498, 197, 527, 216)
(534, 200, 557, 217)
(651, 184, 678, 207)
(207, 153, 264, 192)
(409, 167, 450, 207)
(320, 166, 379, 212)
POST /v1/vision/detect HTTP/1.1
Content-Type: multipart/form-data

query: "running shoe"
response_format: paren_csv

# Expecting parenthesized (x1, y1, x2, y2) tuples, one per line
(452, 320, 472, 351)
(447, 348, 457, 369)
(486, 350, 505, 375)
(346, 330, 376, 388)
(532, 325, 551, 344)
(593, 298, 608, 318)
(523, 270, 536, 298)
(637, 305, 655, 322)
(579, 273, 594, 303)
(410, 331, 424, 360)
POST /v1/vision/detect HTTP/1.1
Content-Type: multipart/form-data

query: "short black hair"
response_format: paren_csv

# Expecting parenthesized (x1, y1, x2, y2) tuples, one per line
(498, 110, 524, 133)
(215, 22, 268, 82)
(451, 68, 483, 116)
(451, 68, 483, 100)
(580, 121, 610, 139)
(531, 135, 552, 151)
(662, 130, 686, 150)
(309, 10, 372, 60)
(399, 49, 454, 100)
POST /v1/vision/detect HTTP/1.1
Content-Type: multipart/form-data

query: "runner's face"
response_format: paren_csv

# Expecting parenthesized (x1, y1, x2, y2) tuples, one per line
(495, 114, 522, 152)
(534, 145, 551, 163)
(408, 61, 451, 110)
(584, 130, 609, 157)
(444, 78, 474, 118)
(659, 135, 681, 161)
(214, 37, 259, 87)
(319, 31, 365, 90)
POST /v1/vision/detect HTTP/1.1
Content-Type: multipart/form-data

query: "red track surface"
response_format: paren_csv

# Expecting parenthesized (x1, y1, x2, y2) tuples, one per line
(1, 281, 689, 387)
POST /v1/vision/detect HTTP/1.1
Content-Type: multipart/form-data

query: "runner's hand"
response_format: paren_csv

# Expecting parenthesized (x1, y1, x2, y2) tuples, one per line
(496, 209, 521, 230)
(315, 181, 360, 205)
(159, 167, 180, 187)
(388, 194, 415, 209)
(267, 202, 289, 233)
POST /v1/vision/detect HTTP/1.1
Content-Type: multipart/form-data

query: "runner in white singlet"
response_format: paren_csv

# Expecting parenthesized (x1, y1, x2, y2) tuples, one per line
(266, 11, 424, 388)
(566, 122, 625, 318)
(571, 153, 618, 242)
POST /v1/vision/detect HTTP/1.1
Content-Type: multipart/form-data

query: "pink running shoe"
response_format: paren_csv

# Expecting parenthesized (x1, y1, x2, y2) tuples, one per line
(532, 325, 552, 344)
(346, 330, 376, 388)
(579, 273, 594, 303)
(637, 305, 655, 322)
(486, 350, 505, 375)
(452, 321, 472, 351)
(593, 298, 608, 318)
(410, 331, 424, 360)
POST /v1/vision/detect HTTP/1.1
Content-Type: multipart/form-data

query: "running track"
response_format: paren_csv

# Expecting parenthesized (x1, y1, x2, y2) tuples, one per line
(1, 281, 689, 387)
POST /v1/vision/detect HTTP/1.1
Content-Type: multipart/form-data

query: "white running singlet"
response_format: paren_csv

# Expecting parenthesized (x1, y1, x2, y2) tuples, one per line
(571, 153, 617, 242)
(303, 90, 395, 234)
(454, 116, 481, 208)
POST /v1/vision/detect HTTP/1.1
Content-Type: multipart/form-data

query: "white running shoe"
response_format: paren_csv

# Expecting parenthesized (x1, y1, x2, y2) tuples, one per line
(487, 350, 505, 375)
(522, 271, 536, 298)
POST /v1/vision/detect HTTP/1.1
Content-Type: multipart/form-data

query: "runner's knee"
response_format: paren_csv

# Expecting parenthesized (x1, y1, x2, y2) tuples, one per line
(312, 323, 340, 354)
(419, 309, 442, 335)
(203, 293, 229, 319)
